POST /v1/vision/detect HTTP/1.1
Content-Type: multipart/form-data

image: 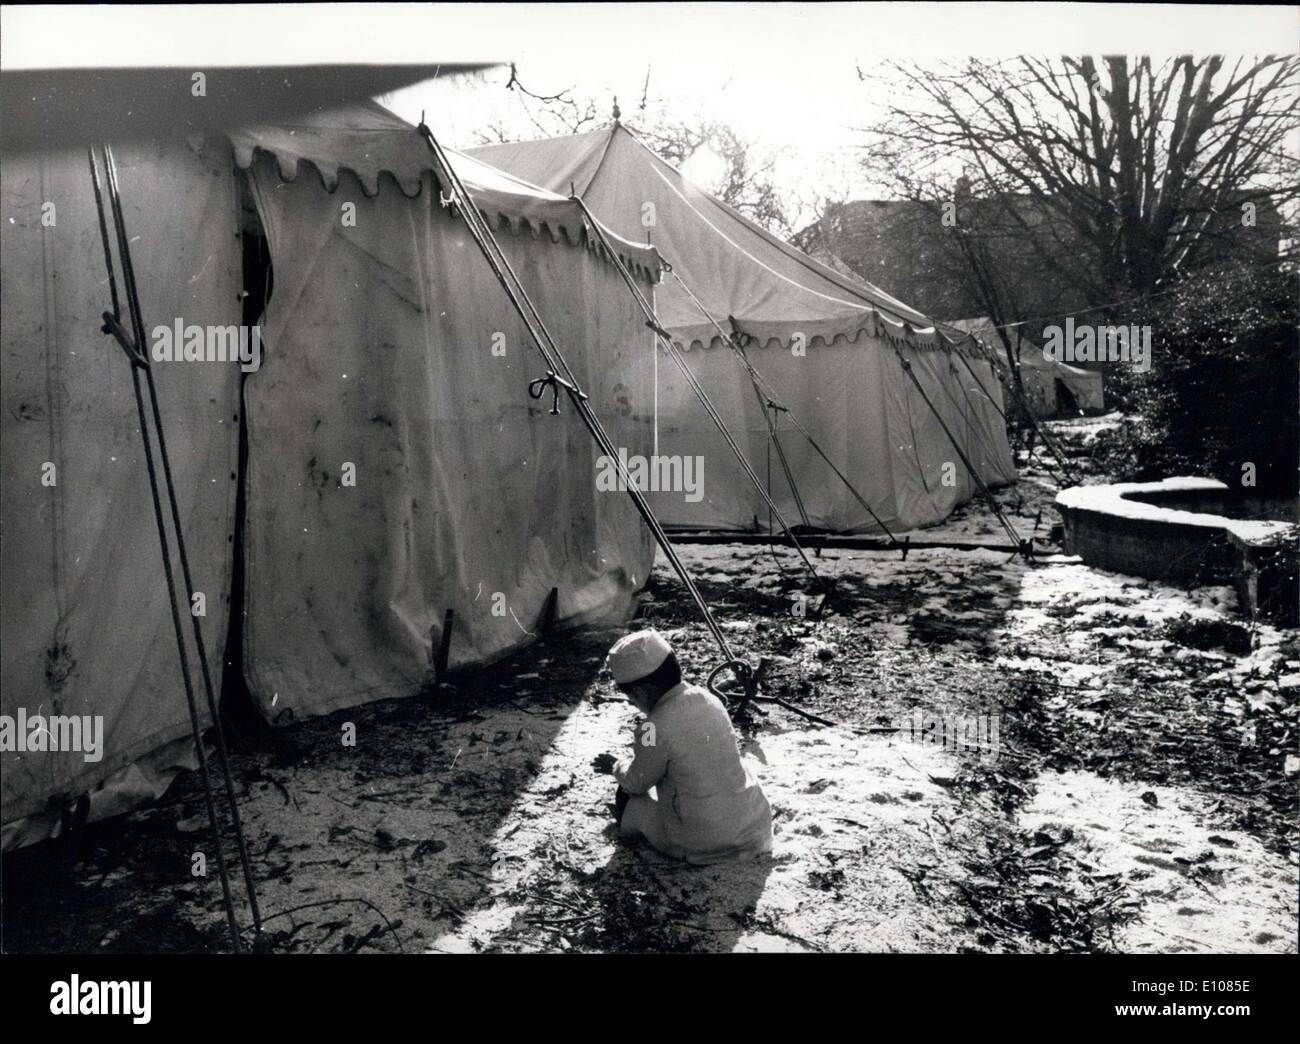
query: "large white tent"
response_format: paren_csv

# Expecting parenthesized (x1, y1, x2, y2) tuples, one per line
(470, 124, 1018, 534)
(1, 103, 661, 847)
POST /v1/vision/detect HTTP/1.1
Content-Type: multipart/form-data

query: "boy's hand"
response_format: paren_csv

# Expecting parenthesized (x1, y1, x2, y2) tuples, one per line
(591, 753, 618, 775)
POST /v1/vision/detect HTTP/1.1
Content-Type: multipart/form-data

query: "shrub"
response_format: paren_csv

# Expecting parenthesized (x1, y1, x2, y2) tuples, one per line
(1099, 260, 1298, 494)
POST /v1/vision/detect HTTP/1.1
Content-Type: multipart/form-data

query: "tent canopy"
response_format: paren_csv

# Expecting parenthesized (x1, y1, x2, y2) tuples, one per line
(470, 123, 961, 353)
(469, 125, 1018, 534)
(230, 102, 661, 281)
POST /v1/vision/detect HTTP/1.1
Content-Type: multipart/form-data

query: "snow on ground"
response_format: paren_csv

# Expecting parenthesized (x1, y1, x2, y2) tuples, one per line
(416, 707, 971, 953)
(1022, 771, 1295, 954)
(1056, 476, 1293, 543)
(3, 443, 1296, 953)
(1050, 411, 1125, 443)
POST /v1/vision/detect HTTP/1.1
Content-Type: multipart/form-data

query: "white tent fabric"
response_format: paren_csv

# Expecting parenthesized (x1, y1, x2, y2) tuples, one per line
(2, 105, 661, 843)
(469, 125, 1017, 532)
(470, 124, 942, 352)
(1, 138, 243, 842)
(228, 104, 660, 283)
(650, 334, 1013, 531)
(236, 147, 657, 721)
(230, 103, 660, 722)
(951, 317, 1104, 417)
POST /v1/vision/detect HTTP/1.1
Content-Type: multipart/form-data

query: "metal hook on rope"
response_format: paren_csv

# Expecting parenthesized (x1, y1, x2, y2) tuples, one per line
(100, 312, 151, 370)
(527, 370, 586, 415)
(707, 656, 769, 717)
(644, 319, 676, 342)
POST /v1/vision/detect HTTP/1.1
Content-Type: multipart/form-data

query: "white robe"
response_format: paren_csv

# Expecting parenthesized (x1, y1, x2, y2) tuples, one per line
(614, 682, 773, 865)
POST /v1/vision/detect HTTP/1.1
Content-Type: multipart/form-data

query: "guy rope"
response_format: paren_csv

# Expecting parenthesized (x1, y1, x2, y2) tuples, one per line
(668, 269, 906, 551)
(886, 336, 1031, 559)
(572, 195, 828, 598)
(416, 123, 832, 727)
(88, 145, 262, 952)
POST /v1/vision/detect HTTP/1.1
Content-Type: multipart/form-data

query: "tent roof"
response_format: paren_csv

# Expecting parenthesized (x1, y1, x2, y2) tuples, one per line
(0, 65, 484, 153)
(228, 103, 662, 283)
(469, 123, 955, 351)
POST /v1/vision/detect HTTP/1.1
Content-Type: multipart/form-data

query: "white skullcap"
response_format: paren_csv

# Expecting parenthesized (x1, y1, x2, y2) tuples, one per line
(607, 629, 673, 685)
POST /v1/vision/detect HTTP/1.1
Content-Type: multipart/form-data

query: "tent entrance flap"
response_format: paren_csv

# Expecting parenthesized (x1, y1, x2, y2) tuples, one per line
(220, 170, 273, 728)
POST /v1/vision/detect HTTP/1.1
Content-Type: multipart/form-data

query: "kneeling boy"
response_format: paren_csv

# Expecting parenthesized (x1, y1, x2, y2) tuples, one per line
(597, 630, 772, 864)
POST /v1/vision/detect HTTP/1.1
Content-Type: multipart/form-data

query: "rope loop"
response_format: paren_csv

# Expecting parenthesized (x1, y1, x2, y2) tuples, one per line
(707, 656, 765, 714)
(527, 370, 586, 415)
(527, 371, 563, 414)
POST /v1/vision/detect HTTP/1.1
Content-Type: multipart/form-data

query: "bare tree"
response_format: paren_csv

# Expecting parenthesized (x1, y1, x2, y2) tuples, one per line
(858, 55, 1299, 327)
(468, 64, 603, 143)
(460, 65, 793, 234)
(636, 118, 791, 235)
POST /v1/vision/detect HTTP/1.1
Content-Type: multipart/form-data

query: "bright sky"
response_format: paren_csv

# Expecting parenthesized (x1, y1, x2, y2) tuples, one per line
(5, 3, 1296, 214)
(374, 3, 1297, 217)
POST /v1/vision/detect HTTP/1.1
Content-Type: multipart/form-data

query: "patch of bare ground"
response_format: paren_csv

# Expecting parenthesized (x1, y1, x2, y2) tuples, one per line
(3, 463, 1294, 953)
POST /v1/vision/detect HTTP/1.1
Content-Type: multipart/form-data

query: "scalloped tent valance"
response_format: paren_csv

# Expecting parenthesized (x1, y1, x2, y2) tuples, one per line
(468, 123, 969, 353)
(227, 102, 663, 285)
(466, 123, 1019, 534)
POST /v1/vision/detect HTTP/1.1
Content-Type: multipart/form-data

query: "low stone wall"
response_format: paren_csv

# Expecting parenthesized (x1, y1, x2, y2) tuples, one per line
(1055, 478, 1298, 623)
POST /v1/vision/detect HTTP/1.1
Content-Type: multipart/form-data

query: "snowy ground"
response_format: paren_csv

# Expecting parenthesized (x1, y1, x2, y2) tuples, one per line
(4, 422, 1296, 953)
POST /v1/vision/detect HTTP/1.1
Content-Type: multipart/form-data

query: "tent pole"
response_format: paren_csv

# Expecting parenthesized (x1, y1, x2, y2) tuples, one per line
(90, 145, 262, 951)
(728, 318, 815, 540)
(572, 197, 828, 593)
(889, 339, 1030, 559)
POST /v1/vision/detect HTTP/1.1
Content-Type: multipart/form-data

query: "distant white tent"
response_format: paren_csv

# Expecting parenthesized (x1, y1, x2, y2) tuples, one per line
(950, 317, 1104, 418)
(470, 124, 1017, 534)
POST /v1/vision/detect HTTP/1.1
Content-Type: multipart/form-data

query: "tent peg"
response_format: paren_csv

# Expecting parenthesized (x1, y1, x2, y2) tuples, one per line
(538, 586, 559, 636)
(433, 608, 454, 685)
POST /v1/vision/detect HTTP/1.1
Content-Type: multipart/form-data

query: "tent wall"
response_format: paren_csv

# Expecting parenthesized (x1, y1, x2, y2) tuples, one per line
(950, 318, 1104, 419)
(470, 127, 1019, 533)
(2, 121, 661, 844)
(958, 354, 1020, 486)
(647, 336, 1016, 533)
(1011, 358, 1104, 417)
(240, 155, 656, 722)
(1, 139, 243, 836)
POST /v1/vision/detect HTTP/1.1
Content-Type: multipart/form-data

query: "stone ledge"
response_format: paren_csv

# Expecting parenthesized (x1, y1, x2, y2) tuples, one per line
(1055, 478, 1298, 623)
